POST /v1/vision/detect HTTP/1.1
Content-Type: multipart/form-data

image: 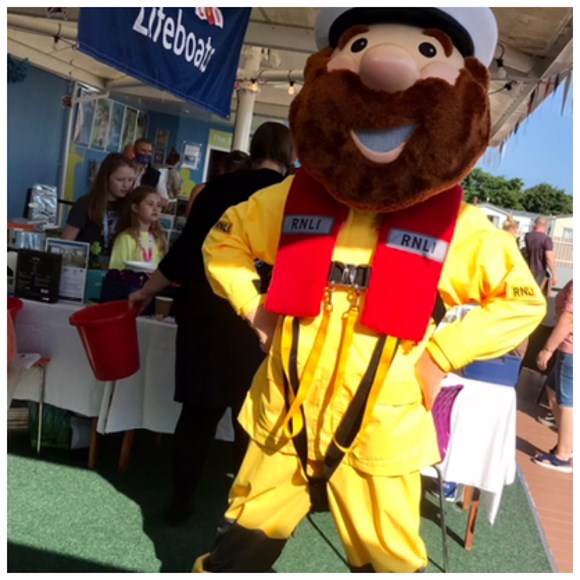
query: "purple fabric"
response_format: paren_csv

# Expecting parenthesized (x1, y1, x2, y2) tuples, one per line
(431, 385, 464, 461)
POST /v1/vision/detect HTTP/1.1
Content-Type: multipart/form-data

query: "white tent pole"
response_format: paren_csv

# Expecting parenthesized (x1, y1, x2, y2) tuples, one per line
(232, 82, 258, 153)
(57, 81, 78, 226)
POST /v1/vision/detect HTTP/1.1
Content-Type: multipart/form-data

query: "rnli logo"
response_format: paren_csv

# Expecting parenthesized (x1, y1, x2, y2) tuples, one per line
(195, 8, 224, 28)
(513, 286, 536, 298)
(283, 215, 334, 235)
(387, 229, 449, 262)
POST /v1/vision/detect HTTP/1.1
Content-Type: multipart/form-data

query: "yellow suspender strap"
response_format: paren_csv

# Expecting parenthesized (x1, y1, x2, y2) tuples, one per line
(281, 288, 333, 439)
(331, 335, 399, 454)
(326, 289, 360, 409)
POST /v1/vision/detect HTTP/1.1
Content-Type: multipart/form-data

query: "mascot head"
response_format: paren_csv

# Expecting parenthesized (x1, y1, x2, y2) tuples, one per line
(289, 8, 498, 212)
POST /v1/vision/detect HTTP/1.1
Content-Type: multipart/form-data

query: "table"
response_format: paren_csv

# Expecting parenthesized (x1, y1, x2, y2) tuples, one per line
(12, 299, 234, 439)
(13, 300, 515, 516)
(436, 374, 516, 526)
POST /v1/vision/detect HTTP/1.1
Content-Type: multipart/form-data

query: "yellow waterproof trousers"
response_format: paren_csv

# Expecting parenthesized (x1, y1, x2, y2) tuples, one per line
(193, 440, 427, 573)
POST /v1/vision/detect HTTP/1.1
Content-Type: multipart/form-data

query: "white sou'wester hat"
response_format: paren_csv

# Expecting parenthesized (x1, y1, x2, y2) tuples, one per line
(315, 7, 498, 67)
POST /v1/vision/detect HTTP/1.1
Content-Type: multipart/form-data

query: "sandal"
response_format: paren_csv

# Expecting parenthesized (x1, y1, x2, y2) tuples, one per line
(533, 452, 573, 473)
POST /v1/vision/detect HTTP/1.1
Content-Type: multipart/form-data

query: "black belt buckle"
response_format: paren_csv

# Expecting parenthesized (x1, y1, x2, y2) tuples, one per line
(328, 262, 370, 289)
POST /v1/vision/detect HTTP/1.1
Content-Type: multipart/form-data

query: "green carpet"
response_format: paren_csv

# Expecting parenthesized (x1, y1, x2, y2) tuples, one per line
(7, 429, 552, 573)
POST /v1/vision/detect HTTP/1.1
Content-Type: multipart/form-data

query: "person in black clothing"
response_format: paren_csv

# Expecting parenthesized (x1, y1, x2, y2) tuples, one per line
(128, 122, 295, 524)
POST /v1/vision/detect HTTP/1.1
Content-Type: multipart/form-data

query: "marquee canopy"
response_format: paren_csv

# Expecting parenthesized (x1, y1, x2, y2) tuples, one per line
(7, 7, 573, 148)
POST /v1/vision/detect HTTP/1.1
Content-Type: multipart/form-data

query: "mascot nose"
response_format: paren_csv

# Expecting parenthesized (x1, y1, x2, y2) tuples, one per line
(358, 45, 419, 93)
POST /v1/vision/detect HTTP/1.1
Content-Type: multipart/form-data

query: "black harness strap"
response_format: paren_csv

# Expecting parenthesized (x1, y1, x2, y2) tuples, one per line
(281, 291, 446, 513)
(283, 317, 393, 512)
(322, 334, 392, 479)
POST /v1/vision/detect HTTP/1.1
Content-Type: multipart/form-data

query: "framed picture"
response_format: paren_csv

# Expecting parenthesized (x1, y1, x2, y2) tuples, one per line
(154, 145, 166, 165)
(90, 98, 111, 150)
(182, 142, 203, 170)
(45, 238, 90, 303)
(72, 88, 96, 147)
(107, 101, 125, 152)
(155, 128, 169, 149)
(121, 108, 138, 150)
(135, 110, 148, 141)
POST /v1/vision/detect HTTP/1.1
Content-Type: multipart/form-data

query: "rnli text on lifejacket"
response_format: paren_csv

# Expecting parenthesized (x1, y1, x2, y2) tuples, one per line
(283, 215, 334, 235)
(387, 229, 449, 262)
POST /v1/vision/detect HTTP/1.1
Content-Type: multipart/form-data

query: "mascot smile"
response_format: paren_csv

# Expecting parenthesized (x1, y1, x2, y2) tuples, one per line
(195, 7, 545, 574)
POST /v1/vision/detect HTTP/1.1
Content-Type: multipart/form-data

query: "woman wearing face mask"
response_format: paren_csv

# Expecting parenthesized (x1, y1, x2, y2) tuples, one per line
(62, 153, 136, 261)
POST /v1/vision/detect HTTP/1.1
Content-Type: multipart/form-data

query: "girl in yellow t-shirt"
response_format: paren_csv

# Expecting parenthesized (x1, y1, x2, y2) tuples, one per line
(109, 186, 167, 270)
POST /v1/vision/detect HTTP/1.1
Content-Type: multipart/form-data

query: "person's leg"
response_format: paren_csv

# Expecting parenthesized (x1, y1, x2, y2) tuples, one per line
(554, 353, 573, 460)
(556, 407, 573, 459)
(193, 439, 311, 572)
(327, 462, 427, 573)
(533, 353, 573, 472)
(223, 326, 264, 474)
(169, 403, 226, 518)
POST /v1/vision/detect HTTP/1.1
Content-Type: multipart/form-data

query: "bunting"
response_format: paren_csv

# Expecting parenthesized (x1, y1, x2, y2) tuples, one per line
(560, 71, 572, 115)
(494, 68, 573, 151)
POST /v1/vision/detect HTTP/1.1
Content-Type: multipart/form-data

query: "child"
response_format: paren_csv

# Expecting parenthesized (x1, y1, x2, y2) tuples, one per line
(108, 186, 167, 270)
(62, 153, 136, 262)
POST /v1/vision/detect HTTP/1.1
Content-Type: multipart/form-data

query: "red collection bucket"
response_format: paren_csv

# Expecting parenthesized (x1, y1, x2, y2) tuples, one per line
(8, 297, 24, 322)
(69, 300, 140, 381)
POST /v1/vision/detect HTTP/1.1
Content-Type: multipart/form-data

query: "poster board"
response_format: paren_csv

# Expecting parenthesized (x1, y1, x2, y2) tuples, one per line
(45, 239, 90, 303)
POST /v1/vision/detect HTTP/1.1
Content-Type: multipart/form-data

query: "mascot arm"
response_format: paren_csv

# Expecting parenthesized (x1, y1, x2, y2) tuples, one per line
(427, 230, 546, 373)
(202, 184, 287, 318)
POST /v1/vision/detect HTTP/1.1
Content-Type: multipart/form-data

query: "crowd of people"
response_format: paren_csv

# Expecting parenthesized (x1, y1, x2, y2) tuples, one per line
(501, 214, 573, 474)
(60, 137, 253, 273)
(60, 124, 297, 525)
(62, 139, 172, 270)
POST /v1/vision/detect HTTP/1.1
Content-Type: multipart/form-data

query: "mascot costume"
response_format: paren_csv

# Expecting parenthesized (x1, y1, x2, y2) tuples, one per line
(194, 7, 545, 573)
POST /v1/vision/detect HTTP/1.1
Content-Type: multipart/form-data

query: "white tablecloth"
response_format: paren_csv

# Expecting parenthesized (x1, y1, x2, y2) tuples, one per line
(13, 299, 183, 435)
(13, 299, 236, 439)
(436, 374, 516, 524)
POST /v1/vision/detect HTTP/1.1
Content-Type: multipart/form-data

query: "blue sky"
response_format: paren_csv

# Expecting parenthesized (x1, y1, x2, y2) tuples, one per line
(478, 83, 573, 195)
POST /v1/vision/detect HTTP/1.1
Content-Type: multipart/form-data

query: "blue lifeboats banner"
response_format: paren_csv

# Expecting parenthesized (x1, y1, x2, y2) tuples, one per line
(78, 7, 251, 118)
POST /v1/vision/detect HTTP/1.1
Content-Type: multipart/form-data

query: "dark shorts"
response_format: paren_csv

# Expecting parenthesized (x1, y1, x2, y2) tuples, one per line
(547, 351, 573, 408)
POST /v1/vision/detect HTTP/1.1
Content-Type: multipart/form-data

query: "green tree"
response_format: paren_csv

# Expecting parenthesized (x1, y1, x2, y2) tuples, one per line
(462, 168, 525, 210)
(521, 183, 573, 215)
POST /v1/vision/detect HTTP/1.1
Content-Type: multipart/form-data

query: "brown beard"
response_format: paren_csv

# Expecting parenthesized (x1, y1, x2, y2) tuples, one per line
(289, 49, 491, 213)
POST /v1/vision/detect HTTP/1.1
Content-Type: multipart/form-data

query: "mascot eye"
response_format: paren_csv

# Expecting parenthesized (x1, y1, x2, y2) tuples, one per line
(350, 38, 368, 53)
(418, 42, 437, 58)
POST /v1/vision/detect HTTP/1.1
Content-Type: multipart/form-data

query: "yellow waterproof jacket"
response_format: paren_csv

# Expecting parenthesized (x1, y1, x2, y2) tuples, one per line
(202, 176, 546, 476)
